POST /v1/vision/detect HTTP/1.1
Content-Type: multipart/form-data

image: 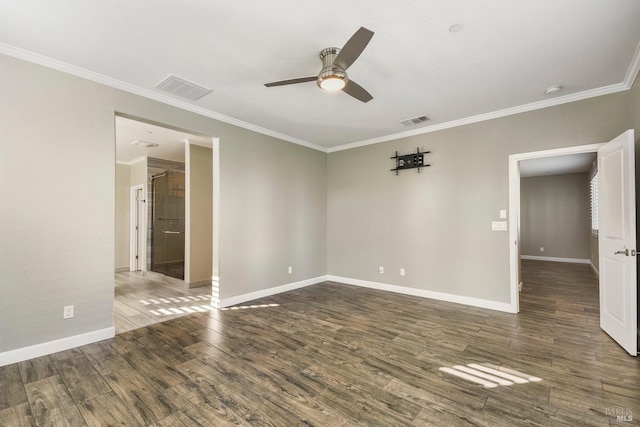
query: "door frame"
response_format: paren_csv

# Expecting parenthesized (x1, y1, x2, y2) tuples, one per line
(508, 143, 604, 312)
(129, 184, 146, 271)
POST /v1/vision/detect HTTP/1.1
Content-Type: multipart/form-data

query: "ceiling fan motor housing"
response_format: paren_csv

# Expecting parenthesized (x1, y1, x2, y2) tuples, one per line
(317, 47, 348, 90)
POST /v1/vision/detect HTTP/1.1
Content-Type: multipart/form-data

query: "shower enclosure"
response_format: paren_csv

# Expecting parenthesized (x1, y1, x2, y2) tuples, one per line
(151, 170, 185, 279)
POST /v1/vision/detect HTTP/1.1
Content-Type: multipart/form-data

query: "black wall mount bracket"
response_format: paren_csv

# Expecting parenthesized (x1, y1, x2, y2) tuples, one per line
(391, 148, 431, 175)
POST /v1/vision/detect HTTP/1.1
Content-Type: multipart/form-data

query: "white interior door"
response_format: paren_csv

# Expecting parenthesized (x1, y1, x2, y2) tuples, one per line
(598, 129, 637, 356)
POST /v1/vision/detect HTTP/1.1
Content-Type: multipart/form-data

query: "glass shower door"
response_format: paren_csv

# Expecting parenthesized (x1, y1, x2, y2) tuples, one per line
(151, 171, 185, 279)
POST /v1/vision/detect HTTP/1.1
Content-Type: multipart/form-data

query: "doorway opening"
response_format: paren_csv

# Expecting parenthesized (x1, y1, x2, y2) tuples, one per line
(508, 143, 603, 313)
(115, 114, 220, 333)
(517, 159, 598, 322)
(510, 132, 638, 356)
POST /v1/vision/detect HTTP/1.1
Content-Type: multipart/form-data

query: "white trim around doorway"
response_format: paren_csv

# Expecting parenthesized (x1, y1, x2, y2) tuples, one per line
(508, 143, 604, 313)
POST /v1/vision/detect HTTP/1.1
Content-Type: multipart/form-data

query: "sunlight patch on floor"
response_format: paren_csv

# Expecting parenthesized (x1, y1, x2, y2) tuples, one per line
(440, 363, 541, 388)
(139, 294, 213, 316)
(140, 295, 211, 305)
(148, 305, 213, 316)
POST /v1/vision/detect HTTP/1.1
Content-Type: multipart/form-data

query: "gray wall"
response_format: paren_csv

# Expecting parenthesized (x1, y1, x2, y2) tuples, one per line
(219, 135, 327, 298)
(327, 92, 631, 303)
(633, 72, 640, 145)
(520, 173, 590, 260)
(114, 164, 131, 270)
(0, 56, 115, 352)
(0, 54, 327, 353)
(186, 144, 213, 285)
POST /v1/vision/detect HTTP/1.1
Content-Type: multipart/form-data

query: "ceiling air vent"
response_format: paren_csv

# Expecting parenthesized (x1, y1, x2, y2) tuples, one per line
(155, 75, 212, 100)
(400, 115, 429, 126)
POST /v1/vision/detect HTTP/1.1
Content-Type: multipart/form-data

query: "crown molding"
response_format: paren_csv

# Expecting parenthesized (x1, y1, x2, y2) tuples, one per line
(3, 41, 638, 156)
(623, 40, 640, 88)
(0, 43, 327, 153)
(327, 82, 630, 153)
(328, 40, 640, 153)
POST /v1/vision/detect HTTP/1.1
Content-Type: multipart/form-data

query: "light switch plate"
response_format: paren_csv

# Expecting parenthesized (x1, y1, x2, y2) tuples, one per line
(499, 209, 507, 219)
(491, 221, 507, 231)
(63, 305, 74, 319)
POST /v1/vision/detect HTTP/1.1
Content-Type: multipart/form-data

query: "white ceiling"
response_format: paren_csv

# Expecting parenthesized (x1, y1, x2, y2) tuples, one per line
(115, 116, 211, 163)
(2, 1, 639, 151)
(520, 153, 596, 178)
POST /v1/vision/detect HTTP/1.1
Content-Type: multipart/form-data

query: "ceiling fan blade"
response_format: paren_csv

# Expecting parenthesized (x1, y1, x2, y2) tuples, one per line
(264, 76, 316, 87)
(342, 80, 373, 103)
(333, 27, 374, 71)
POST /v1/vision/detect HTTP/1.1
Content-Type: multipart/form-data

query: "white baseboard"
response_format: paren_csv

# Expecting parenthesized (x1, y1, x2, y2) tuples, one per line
(115, 267, 129, 273)
(590, 262, 600, 277)
(520, 255, 590, 264)
(219, 275, 517, 313)
(326, 275, 516, 313)
(219, 276, 327, 308)
(0, 327, 115, 367)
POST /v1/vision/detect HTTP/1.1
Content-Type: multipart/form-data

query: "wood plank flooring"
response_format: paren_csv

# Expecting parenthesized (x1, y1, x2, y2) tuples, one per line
(1, 260, 639, 426)
(114, 271, 212, 333)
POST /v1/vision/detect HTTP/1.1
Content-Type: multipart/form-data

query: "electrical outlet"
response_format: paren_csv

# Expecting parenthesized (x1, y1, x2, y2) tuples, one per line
(63, 305, 74, 319)
(540, 247, 544, 252)
(378, 266, 384, 274)
(288, 266, 292, 274)
(400, 268, 405, 276)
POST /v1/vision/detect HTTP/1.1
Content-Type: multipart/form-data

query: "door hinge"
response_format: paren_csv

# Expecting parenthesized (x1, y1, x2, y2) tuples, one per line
(135, 255, 139, 260)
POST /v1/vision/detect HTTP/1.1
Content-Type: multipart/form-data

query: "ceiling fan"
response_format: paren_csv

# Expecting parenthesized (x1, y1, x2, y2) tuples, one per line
(264, 27, 374, 103)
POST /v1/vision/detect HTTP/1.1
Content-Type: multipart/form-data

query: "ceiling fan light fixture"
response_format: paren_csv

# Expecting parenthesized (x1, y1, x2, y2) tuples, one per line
(317, 47, 348, 92)
(319, 75, 347, 91)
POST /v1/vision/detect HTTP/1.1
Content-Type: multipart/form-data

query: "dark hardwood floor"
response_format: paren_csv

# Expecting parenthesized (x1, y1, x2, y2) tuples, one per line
(1, 260, 639, 426)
